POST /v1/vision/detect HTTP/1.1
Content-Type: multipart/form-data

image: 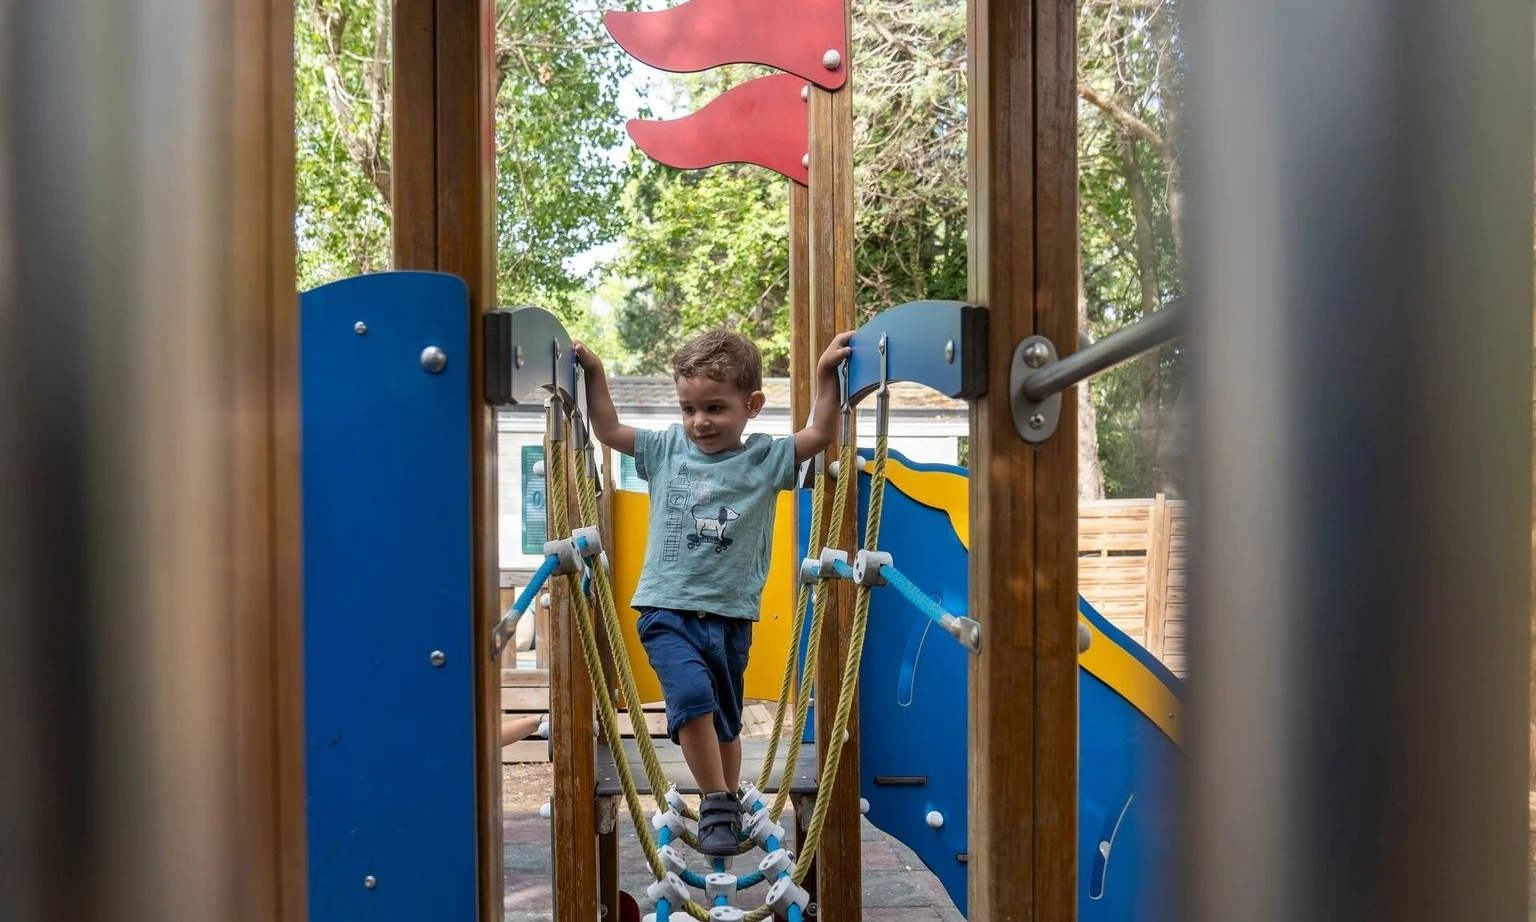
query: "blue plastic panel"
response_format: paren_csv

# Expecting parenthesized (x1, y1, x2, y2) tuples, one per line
(300, 271, 478, 922)
(845, 300, 986, 404)
(799, 448, 1185, 921)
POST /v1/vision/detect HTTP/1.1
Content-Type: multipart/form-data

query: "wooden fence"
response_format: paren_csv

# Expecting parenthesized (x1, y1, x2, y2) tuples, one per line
(500, 494, 1187, 763)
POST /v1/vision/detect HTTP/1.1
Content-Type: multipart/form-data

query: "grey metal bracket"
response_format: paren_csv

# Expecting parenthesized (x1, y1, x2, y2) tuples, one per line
(1010, 335, 1061, 443)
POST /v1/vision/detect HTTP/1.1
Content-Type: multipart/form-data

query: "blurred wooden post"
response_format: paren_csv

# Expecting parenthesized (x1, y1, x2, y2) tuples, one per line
(966, 0, 1080, 918)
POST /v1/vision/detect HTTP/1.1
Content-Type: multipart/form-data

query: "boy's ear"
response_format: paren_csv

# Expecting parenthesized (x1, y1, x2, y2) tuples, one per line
(746, 390, 766, 418)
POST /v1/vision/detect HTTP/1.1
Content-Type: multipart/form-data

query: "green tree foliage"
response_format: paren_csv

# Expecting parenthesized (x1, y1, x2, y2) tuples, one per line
(293, 0, 638, 315)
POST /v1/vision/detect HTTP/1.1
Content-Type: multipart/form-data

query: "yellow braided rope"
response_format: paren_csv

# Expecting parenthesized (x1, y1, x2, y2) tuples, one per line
(573, 447, 693, 820)
(767, 439, 855, 821)
(553, 437, 715, 920)
(786, 436, 888, 883)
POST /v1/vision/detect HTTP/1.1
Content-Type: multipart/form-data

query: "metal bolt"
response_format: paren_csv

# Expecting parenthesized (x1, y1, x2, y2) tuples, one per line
(801, 153, 810, 168)
(1023, 341, 1049, 368)
(822, 49, 842, 70)
(420, 346, 447, 373)
(363, 875, 377, 890)
(800, 84, 810, 101)
(539, 592, 551, 610)
(515, 345, 525, 368)
(354, 321, 368, 335)
(1029, 413, 1045, 429)
(945, 340, 955, 363)
(430, 650, 446, 667)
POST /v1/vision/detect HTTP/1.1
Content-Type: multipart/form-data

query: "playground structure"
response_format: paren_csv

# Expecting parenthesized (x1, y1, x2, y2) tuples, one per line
(5, 3, 1531, 922)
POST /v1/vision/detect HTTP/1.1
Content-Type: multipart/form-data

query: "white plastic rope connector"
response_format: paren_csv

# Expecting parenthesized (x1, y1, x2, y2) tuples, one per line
(542, 537, 582, 575)
(705, 873, 737, 904)
(651, 808, 687, 838)
(744, 808, 786, 849)
(738, 783, 765, 812)
(709, 908, 746, 922)
(766, 878, 811, 915)
(571, 525, 603, 558)
(657, 844, 688, 877)
(647, 873, 690, 909)
(664, 785, 688, 815)
(757, 848, 795, 880)
(827, 455, 867, 478)
(798, 557, 821, 585)
(853, 549, 892, 587)
(818, 547, 850, 580)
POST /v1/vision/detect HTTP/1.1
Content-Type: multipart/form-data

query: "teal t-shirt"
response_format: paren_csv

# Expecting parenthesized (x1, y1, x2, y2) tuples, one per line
(629, 424, 797, 621)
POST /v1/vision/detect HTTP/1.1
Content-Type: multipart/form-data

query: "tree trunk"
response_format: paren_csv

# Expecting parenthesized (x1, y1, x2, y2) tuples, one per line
(1120, 133, 1168, 493)
(1078, 244, 1105, 500)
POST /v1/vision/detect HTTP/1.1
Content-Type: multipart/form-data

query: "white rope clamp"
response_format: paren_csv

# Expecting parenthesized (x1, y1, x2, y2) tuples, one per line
(657, 844, 688, 877)
(705, 873, 737, 904)
(647, 872, 690, 909)
(708, 909, 746, 922)
(853, 549, 893, 587)
(744, 807, 786, 849)
(543, 525, 603, 576)
(766, 878, 811, 915)
(797, 557, 822, 585)
(738, 783, 765, 812)
(651, 808, 687, 839)
(818, 547, 850, 580)
(757, 848, 795, 880)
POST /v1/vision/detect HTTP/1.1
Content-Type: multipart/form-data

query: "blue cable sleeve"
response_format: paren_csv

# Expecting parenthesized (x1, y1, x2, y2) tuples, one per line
(682, 869, 709, 888)
(657, 898, 670, 922)
(511, 554, 560, 616)
(659, 826, 672, 847)
(831, 559, 854, 579)
(765, 835, 779, 853)
(736, 870, 765, 889)
(880, 563, 953, 628)
(788, 903, 802, 922)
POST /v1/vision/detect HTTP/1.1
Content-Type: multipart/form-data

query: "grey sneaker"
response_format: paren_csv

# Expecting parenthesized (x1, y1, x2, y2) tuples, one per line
(695, 792, 742, 857)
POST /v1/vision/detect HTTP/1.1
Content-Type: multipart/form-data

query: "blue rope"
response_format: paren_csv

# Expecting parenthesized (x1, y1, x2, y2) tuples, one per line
(656, 898, 671, 922)
(880, 563, 955, 629)
(831, 559, 854, 580)
(511, 553, 560, 617)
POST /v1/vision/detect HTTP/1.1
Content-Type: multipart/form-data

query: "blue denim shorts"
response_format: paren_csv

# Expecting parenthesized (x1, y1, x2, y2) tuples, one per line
(635, 607, 754, 744)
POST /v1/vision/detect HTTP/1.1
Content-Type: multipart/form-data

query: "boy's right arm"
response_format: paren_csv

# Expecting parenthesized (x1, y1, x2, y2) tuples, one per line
(571, 341, 637, 456)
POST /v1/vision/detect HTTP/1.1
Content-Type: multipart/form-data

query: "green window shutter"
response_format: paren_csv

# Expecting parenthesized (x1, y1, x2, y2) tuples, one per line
(521, 444, 546, 554)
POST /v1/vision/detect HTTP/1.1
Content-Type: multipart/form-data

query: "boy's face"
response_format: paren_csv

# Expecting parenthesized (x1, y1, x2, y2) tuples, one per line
(674, 375, 764, 454)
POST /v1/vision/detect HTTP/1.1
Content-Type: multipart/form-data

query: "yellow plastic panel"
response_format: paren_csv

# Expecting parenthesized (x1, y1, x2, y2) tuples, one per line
(608, 489, 800, 706)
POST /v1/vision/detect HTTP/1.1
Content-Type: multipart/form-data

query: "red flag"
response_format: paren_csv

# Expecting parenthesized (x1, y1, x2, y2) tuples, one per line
(605, 0, 848, 91)
(627, 73, 810, 185)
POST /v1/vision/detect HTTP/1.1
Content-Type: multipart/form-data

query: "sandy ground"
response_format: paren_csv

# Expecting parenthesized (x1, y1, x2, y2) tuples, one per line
(503, 762, 556, 812)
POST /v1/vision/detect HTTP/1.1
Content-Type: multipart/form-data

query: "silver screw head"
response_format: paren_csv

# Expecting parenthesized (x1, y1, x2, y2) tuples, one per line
(800, 84, 810, 101)
(420, 346, 447, 373)
(1029, 413, 1045, 429)
(945, 340, 955, 363)
(430, 650, 446, 667)
(363, 875, 377, 889)
(801, 153, 810, 168)
(822, 49, 842, 70)
(514, 345, 525, 368)
(1023, 342, 1049, 368)
(354, 321, 368, 335)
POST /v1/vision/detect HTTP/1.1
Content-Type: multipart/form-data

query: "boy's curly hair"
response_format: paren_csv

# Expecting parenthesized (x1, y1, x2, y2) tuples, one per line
(670, 329, 764, 395)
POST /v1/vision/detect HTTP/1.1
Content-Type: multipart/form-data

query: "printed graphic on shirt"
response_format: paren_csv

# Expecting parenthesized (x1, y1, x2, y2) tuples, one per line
(662, 465, 695, 562)
(687, 502, 740, 553)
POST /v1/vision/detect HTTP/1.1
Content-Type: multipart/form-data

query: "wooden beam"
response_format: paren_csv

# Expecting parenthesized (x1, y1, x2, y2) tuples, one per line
(966, 0, 1079, 918)
(807, 27, 861, 918)
(789, 179, 812, 431)
(230, 1, 306, 921)
(391, 0, 438, 268)
(391, 1, 501, 917)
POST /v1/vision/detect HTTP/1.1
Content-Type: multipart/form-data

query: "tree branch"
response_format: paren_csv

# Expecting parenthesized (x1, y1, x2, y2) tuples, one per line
(1078, 83, 1165, 154)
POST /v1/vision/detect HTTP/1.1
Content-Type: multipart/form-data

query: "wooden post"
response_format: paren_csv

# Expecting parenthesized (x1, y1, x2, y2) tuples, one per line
(966, 0, 1079, 919)
(789, 180, 813, 428)
(1143, 493, 1170, 657)
(807, 9, 861, 914)
(391, 1, 501, 918)
(231, 0, 306, 920)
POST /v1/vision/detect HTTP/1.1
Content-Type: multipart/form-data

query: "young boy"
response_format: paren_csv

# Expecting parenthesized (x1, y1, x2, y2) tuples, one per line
(571, 328, 852, 856)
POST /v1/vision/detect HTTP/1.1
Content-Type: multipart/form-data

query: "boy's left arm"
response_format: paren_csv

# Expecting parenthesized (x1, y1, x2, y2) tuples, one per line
(794, 331, 854, 464)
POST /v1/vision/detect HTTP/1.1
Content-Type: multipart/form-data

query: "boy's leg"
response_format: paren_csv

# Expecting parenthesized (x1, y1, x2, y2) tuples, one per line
(677, 714, 728, 793)
(720, 738, 742, 793)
